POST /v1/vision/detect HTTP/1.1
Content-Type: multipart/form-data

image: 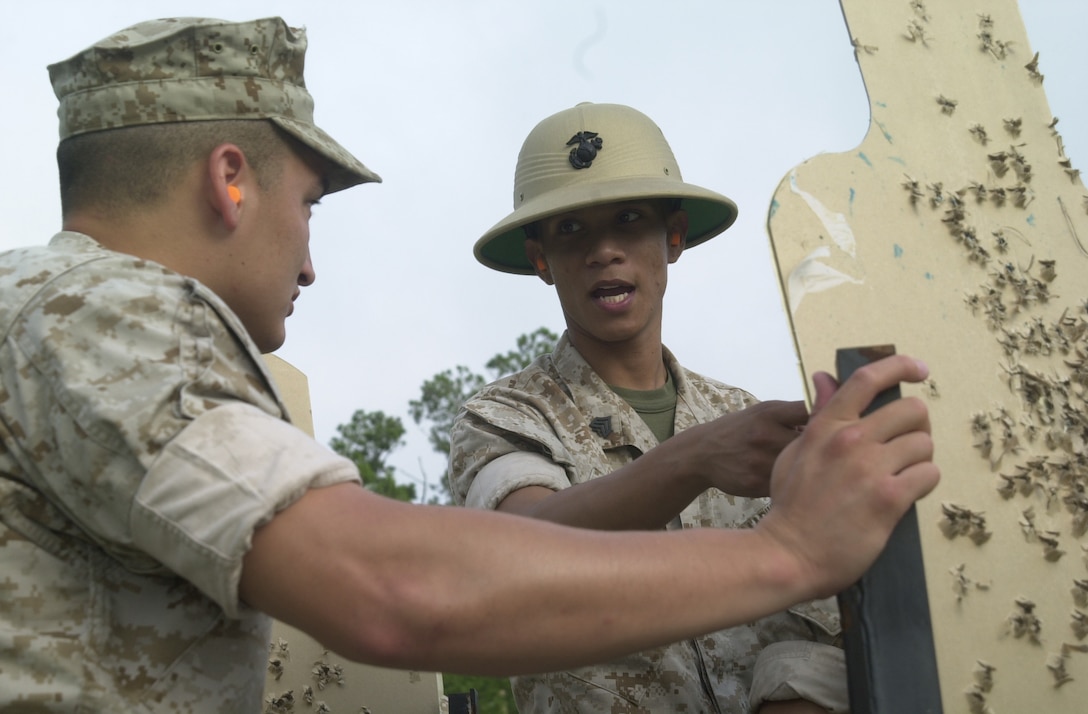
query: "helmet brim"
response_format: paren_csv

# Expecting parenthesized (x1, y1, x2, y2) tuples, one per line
(273, 116, 382, 194)
(474, 176, 738, 275)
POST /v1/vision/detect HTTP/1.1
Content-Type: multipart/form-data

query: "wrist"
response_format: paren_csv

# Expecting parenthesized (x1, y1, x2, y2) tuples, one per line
(662, 422, 716, 492)
(747, 524, 820, 605)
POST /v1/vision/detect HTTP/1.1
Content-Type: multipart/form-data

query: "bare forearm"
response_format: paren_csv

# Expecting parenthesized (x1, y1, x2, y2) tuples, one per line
(242, 483, 808, 676)
(495, 402, 804, 529)
(499, 425, 711, 529)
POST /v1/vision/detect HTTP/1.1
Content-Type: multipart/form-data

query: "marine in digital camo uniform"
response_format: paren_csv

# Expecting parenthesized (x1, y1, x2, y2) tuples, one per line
(0, 17, 376, 711)
(449, 103, 849, 713)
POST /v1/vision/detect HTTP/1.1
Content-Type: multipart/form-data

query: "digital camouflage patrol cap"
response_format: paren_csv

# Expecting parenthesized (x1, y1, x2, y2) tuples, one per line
(474, 102, 738, 275)
(48, 16, 380, 194)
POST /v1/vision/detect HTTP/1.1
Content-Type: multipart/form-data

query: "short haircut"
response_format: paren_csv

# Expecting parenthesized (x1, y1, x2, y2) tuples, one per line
(56, 119, 291, 217)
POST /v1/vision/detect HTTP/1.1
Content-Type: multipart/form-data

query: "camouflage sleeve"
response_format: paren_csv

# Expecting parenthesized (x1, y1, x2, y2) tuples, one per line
(748, 640, 849, 713)
(741, 595, 846, 713)
(135, 401, 358, 617)
(462, 451, 568, 510)
(447, 393, 574, 508)
(10, 258, 358, 614)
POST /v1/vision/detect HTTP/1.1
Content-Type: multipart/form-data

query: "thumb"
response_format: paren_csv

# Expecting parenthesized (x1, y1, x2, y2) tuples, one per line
(810, 371, 840, 414)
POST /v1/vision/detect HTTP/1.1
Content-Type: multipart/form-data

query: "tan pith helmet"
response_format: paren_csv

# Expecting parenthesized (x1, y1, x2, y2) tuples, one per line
(48, 17, 380, 194)
(474, 102, 738, 274)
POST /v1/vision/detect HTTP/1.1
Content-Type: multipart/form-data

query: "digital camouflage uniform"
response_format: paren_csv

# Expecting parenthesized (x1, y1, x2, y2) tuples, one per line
(449, 333, 848, 713)
(0, 233, 361, 711)
(0, 17, 377, 710)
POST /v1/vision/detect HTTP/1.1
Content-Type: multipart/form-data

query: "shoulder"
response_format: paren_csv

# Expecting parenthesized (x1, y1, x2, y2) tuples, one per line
(450, 347, 603, 467)
(681, 366, 753, 400)
(3, 234, 190, 321)
(664, 348, 758, 411)
(6, 233, 255, 356)
(461, 351, 566, 412)
(3, 234, 276, 434)
(1, 235, 110, 315)
(458, 340, 621, 434)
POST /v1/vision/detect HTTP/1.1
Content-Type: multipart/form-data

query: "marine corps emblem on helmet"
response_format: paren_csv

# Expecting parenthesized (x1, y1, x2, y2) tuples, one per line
(567, 131, 603, 169)
(473, 103, 738, 274)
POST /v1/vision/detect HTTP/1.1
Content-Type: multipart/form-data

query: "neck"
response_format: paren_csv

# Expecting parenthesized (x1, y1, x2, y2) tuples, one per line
(63, 194, 222, 284)
(568, 325, 667, 391)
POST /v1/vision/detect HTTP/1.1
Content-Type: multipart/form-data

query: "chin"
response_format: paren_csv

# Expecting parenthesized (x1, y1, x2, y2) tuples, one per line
(256, 330, 287, 354)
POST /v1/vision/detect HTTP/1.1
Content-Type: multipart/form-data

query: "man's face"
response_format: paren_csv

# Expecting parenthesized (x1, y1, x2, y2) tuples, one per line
(225, 147, 326, 353)
(527, 200, 686, 350)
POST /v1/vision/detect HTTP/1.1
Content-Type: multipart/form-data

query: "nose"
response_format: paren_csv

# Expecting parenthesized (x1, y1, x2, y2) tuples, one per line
(585, 229, 626, 267)
(298, 251, 316, 287)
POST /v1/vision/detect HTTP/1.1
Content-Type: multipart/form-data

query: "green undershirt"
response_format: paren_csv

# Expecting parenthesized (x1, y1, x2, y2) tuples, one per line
(609, 368, 678, 443)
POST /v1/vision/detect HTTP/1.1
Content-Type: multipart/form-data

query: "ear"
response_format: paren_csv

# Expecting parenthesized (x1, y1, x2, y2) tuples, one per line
(524, 239, 553, 285)
(207, 143, 248, 231)
(666, 209, 689, 263)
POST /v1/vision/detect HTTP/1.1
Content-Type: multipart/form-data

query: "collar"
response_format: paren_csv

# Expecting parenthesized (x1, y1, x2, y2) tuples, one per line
(550, 331, 694, 451)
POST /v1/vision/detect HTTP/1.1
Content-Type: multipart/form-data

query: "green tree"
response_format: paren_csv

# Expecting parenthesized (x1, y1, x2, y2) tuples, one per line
(408, 364, 488, 460)
(329, 409, 417, 502)
(483, 327, 560, 380)
(444, 675, 515, 714)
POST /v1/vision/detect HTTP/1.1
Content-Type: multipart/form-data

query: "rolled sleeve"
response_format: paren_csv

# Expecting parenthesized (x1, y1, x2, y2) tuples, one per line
(133, 402, 360, 617)
(465, 451, 568, 510)
(749, 641, 849, 713)
(448, 399, 573, 507)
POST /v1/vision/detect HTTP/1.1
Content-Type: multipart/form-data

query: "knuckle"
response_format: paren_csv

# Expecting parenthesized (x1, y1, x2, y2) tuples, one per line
(901, 395, 929, 419)
(852, 362, 883, 391)
(909, 432, 935, 460)
(828, 423, 867, 454)
(873, 475, 903, 510)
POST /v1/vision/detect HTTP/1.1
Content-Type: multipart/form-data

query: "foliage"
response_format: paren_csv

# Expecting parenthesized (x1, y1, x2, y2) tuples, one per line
(408, 326, 559, 501)
(482, 327, 560, 380)
(329, 409, 416, 502)
(408, 364, 488, 460)
(328, 328, 559, 503)
(443, 673, 516, 714)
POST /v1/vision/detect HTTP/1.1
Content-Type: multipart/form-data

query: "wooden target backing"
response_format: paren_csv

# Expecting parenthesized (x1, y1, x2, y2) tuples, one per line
(767, 2, 1088, 712)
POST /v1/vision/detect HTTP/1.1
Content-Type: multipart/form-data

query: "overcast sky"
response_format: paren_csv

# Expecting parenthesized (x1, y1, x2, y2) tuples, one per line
(3, 1, 1084, 499)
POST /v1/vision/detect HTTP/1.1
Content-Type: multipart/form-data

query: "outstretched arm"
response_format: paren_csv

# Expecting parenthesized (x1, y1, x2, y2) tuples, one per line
(240, 354, 937, 676)
(495, 399, 807, 529)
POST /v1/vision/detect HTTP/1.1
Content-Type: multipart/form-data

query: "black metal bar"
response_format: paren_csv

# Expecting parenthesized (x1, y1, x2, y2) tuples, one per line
(835, 345, 943, 714)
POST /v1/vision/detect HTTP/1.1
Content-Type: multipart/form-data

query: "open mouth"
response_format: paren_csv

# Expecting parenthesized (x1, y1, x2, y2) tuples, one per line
(593, 284, 634, 304)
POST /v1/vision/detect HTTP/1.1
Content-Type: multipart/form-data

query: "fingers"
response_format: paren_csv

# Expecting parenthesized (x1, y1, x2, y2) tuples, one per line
(752, 401, 809, 460)
(889, 460, 941, 502)
(753, 399, 809, 430)
(809, 372, 839, 414)
(817, 354, 929, 422)
(695, 401, 812, 499)
(892, 429, 934, 469)
(728, 401, 808, 445)
(862, 395, 931, 445)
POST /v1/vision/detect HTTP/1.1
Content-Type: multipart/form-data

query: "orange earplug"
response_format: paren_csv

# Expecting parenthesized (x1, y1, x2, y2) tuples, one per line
(227, 185, 242, 204)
